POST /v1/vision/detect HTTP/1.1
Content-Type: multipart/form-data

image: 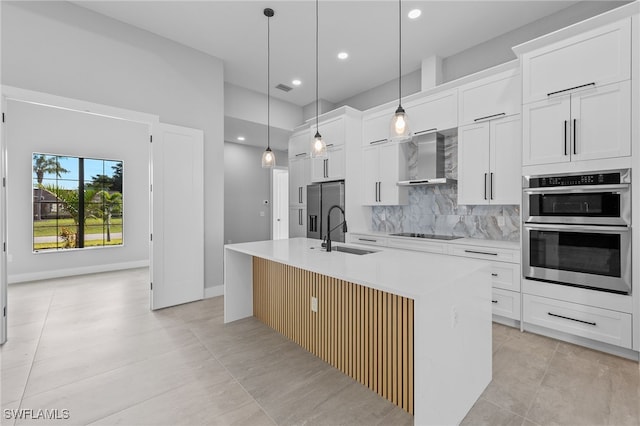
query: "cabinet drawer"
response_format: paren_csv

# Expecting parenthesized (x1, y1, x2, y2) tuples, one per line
(522, 18, 631, 103)
(523, 294, 632, 348)
(348, 234, 388, 247)
(449, 244, 519, 263)
(491, 262, 520, 292)
(386, 237, 446, 254)
(492, 288, 520, 321)
(458, 69, 521, 126)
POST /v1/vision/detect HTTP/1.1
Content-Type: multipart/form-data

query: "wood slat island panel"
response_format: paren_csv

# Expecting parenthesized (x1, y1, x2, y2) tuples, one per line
(253, 257, 414, 414)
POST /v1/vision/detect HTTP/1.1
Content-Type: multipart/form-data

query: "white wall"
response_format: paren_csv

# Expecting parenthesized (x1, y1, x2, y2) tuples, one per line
(334, 1, 628, 112)
(333, 70, 421, 113)
(6, 99, 150, 282)
(225, 83, 302, 131)
(224, 142, 287, 245)
(442, 1, 631, 82)
(1, 1, 224, 288)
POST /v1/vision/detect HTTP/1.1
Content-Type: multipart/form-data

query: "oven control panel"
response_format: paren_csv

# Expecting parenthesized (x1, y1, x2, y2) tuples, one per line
(529, 172, 624, 188)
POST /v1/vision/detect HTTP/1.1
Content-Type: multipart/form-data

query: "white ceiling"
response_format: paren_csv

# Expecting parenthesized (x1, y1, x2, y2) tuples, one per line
(74, 0, 585, 108)
(72, 0, 600, 151)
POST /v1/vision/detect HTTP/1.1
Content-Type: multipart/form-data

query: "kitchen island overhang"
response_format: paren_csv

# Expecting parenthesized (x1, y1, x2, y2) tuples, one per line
(224, 238, 492, 426)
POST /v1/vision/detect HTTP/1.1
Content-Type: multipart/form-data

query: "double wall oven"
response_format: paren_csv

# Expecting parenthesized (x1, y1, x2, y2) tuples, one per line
(523, 169, 631, 295)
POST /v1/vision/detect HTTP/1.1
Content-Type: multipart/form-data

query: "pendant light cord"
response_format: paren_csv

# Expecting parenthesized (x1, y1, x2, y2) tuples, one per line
(398, 0, 402, 106)
(315, 0, 319, 133)
(267, 12, 271, 150)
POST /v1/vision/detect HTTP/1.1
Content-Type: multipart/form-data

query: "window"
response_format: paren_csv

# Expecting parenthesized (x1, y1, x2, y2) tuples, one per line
(33, 153, 123, 252)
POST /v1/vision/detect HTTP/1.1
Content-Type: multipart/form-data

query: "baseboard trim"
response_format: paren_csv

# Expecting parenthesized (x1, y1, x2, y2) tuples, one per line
(8, 260, 150, 284)
(204, 285, 223, 299)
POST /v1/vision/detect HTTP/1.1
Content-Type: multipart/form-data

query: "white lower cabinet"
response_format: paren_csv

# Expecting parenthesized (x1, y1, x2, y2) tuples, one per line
(347, 233, 388, 246)
(523, 294, 632, 348)
(492, 288, 521, 321)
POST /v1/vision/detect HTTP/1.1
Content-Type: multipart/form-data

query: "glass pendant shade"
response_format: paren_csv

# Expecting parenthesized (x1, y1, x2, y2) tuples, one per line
(389, 105, 411, 142)
(310, 131, 327, 158)
(261, 147, 275, 168)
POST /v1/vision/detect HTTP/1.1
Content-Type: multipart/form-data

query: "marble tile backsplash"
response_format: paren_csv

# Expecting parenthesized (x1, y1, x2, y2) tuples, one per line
(371, 135, 520, 242)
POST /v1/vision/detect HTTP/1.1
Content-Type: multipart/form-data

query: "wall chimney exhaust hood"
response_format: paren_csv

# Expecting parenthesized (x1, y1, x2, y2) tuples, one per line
(397, 132, 455, 186)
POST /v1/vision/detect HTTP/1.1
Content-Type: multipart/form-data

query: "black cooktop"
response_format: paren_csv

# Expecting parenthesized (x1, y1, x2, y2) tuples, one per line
(389, 232, 463, 241)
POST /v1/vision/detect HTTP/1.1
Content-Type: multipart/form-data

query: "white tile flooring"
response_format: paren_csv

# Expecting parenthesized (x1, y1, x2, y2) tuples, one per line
(1, 268, 639, 425)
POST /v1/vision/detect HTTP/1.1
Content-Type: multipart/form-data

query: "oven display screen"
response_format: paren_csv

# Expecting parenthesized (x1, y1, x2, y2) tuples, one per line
(530, 192, 621, 217)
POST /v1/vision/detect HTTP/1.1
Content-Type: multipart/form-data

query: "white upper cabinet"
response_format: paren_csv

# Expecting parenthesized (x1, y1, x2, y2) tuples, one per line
(362, 109, 392, 146)
(458, 115, 521, 205)
(361, 142, 409, 206)
(521, 18, 631, 104)
(458, 69, 521, 126)
(310, 116, 345, 147)
(523, 81, 631, 165)
(288, 128, 310, 159)
(311, 145, 345, 182)
(405, 89, 458, 136)
(570, 81, 631, 162)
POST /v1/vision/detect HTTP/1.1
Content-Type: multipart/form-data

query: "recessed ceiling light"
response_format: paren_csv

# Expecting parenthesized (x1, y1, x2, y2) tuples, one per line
(237, 136, 245, 141)
(408, 9, 421, 19)
(292, 79, 302, 86)
(337, 52, 349, 60)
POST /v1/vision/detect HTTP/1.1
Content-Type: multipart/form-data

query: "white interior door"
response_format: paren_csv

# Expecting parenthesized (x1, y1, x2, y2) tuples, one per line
(271, 168, 289, 240)
(151, 123, 204, 310)
(0, 101, 6, 345)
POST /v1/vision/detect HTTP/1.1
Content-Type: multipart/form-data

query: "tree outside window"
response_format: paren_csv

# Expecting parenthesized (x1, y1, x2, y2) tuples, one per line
(33, 153, 124, 252)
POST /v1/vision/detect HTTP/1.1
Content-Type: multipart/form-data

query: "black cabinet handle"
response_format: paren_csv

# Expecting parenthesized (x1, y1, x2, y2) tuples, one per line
(474, 112, 505, 122)
(490, 173, 494, 200)
(484, 173, 488, 200)
(573, 119, 577, 155)
(370, 138, 388, 145)
(358, 238, 377, 243)
(378, 181, 381, 202)
(414, 128, 437, 135)
(547, 82, 595, 97)
(295, 153, 306, 157)
(548, 312, 596, 326)
(491, 273, 498, 277)
(492, 300, 498, 304)
(564, 120, 568, 156)
(464, 249, 498, 256)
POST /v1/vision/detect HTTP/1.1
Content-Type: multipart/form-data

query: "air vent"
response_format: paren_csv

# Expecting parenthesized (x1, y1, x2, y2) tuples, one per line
(275, 83, 293, 92)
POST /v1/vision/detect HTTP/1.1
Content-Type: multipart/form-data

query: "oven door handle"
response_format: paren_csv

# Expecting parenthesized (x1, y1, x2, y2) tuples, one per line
(524, 223, 630, 233)
(523, 184, 630, 194)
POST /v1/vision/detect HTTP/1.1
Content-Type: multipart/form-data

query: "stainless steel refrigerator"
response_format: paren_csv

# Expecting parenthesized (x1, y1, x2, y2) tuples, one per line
(307, 181, 345, 243)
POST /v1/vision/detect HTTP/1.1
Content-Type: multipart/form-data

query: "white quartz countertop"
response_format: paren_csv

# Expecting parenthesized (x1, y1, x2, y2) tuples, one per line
(224, 238, 488, 299)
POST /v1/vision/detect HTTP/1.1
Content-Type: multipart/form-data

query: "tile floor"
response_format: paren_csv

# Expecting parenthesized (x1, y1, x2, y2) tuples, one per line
(1, 268, 639, 426)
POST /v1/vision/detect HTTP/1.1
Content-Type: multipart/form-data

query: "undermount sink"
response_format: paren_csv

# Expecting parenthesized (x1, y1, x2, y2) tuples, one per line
(334, 245, 376, 255)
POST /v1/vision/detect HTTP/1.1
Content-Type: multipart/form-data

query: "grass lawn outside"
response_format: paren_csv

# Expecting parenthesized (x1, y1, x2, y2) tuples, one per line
(33, 217, 123, 237)
(34, 238, 123, 251)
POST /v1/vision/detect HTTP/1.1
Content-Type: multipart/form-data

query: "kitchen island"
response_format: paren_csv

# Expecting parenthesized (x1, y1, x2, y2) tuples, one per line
(224, 237, 492, 426)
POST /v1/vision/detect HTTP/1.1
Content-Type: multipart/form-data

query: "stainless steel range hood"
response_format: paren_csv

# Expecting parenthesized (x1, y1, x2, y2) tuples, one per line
(397, 132, 455, 186)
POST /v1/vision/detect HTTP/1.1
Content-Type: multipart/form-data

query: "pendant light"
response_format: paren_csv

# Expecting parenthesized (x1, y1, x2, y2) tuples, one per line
(261, 7, 276, 168)
(310, 0, 327, 158)
(389, 0, 411, 142)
